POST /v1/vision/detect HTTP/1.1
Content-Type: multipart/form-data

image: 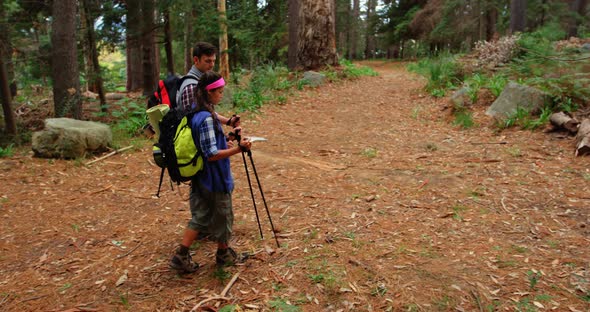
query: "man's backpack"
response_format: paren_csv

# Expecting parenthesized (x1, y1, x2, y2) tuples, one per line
(147, 74, 199, 111)
(149, 74, 202, 197)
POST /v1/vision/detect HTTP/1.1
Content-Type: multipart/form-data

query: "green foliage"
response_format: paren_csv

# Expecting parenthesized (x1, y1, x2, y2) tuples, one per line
(0, 144, 14, 158)
(408, 54, 462, 96)
(218, 305, 237, 312)
(213, 267, 232, 281)
(500, 106, 551, 130)
(453, 110, 474, 129)
(486, 74, 509, 97)
(232, 64, 292, 112)
(268, 298, 301, 312)
(340, 59, 378, 78)
(110, 99, 146, 139)
(100, 52, 127, 92)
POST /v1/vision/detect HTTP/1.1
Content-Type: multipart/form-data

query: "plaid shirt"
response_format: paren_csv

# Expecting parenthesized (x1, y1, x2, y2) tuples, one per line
(180, 83, 198, 112)
(197, 116, 219, 159)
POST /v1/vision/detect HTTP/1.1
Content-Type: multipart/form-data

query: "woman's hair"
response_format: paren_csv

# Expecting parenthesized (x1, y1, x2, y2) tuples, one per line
(195, 71, 223, 127)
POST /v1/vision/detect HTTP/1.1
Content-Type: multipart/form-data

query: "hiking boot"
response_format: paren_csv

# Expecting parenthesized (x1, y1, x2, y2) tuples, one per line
(216, 247, 249, 266)
(169, 252, 200, 273)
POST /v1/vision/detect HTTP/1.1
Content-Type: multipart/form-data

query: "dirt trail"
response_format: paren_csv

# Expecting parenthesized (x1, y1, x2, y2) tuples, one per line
(1, 61, 589, 311)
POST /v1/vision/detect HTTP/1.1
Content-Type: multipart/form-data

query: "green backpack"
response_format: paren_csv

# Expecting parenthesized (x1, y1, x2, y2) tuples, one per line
(152, 109, 204, 197)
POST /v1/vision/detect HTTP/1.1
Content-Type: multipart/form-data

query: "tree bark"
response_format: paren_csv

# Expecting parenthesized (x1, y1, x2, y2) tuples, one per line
(141, 0, 158, 96)
(0, 1, 16, 98)
(567, 0, 589, 38)
(485, 5, 498, 41)
(350, 0, 360, 60)
(0, 55, 16, 135)
(163, 7, 175, 75)
(184, 6, 195, 73)
(81, 0, 107, 111)
(510, 0, 526, 33)
(126, 0, 143, 91)
(550, 112, 579, 133)
(575, 119, 590, 156)
(218, 0, 230, 81)
(365, 0, 376, 59)
(297, 0, 339, 70)
(288, 0, 300, 70)
(51, 0, 81, 119)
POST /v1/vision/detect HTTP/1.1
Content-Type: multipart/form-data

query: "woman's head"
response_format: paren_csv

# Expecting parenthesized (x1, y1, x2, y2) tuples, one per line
(195, 71, 225, 109)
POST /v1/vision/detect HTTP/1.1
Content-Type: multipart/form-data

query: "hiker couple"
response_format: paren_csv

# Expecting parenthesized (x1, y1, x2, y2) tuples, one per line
(169, 41, 252, 273)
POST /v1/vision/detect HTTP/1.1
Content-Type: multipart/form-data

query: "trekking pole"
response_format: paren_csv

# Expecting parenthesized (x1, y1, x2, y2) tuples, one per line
(241, 151, 264, 239)
(246, 150, 280, 248)
(230, 129, 264, 239)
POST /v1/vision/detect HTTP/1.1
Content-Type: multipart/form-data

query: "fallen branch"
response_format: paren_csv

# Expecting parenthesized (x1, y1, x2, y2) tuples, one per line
(85, 146, 133, 166)
(189, 296, 230, 312)
(220, 272, 240, 297)
(550, 112, 579, 133)
(115, 242, 142, 260)
(575, 119, 590, 156)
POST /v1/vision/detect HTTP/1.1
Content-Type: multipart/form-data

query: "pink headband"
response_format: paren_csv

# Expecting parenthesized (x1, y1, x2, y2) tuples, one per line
(205, 77, 225, 91)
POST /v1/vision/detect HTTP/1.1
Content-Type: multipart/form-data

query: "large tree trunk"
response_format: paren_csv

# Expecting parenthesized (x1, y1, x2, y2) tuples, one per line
(126, 0, 143, 91)
(349, 0, 360, 60)
(163, 7, 175, 75)
(0, 55, 16, 135)
(141, 0, 157, 96)
(51, 0, 81, 119)
(218, 0, 230, 81)
(288, 0, 300, 70)
(0, 2, 16, 98)
(184, 6, 195, 73)
(297, 0, 338, 70)
(364, 0, 376, 59)
(567, 0, 589, 38)
(81, 0, 106, 111)
(485, 5, 498, 41)
(510, 0, 526, 33)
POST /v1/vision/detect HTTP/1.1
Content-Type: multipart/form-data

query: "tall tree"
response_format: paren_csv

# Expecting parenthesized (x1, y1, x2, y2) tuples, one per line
(288, 0, 300, 70)
(0, 52, 16, 135)
(126, 0, 143, 91)
(50, 0, 81, 118)
(81, 0, 106, 111)
(365, 0, 378, 58)
(141, 0, 158, 95)
(163, 5, 175, 75)
(567, 0, 589, 37)
(297, 0, 339, 70)
(350, 0, 360, 59)
(218, 0, 230, 80)
(510, 0, 527, 33)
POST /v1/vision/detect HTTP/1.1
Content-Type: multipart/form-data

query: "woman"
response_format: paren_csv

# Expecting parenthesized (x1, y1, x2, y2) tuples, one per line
(169, 71, 251, 273)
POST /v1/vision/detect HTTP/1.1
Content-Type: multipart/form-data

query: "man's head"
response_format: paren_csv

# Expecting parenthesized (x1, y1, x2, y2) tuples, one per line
(193, 42, 217, 73)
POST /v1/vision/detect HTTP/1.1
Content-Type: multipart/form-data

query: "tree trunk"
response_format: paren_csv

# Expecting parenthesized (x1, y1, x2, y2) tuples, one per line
(51, 0, 81, 119)
(218, 0, 230, 81)
(0, 56, 16, 135)
(126, 0, 143, 91)
(350, 0, 360, 59)
(81, 0, 107, 111)
(288, 0, 300, 70)
(550, 112, 579, 133)
(184, 6, 195, 73)
(567, 0, 589, 38)
(163, 7, 175, 75)
(510, 0, 526, 33)
(0, 1, 16, 99)
(365, 0, 376, 59)
(141, 0, 157, 96)
(297, 0, 338, 70)
(575, 119, 590, 156)
(485, 5, 498, 41)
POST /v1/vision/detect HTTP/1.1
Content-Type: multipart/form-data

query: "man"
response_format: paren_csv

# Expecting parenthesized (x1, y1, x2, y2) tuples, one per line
(169, 42, 243, 274)
(176, 42, 239, 127)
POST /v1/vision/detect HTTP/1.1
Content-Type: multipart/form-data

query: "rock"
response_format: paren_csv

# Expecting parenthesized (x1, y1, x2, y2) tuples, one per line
(105, 93, 125, 100)
(450, 87, 472, 109)
(581, 43, 590, 51)
(32, 118, 112, 159)
(302, 71, 326, 87)
(485, 82, 550, 120)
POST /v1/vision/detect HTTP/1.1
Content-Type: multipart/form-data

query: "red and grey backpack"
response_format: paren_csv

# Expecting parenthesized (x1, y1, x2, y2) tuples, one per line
(147, 74, 199, 111)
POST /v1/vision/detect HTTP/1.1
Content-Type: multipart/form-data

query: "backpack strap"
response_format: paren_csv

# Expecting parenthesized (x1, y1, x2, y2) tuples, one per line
(175, 74, 200, 112)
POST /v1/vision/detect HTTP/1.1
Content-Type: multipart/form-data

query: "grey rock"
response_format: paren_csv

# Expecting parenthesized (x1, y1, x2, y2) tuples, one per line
(486, 82, 550, 119)
(450, 87, 472, 109)
(32, 118, 112, 158)
(581, 43, 590, 51)
(302, 71, 326, 87)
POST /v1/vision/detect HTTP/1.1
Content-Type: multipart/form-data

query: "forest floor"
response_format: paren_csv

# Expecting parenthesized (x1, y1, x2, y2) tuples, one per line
(0, 61, 589, 312)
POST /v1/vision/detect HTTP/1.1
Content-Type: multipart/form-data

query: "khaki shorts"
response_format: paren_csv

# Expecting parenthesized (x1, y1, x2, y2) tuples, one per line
(187, 181, 233, 243)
